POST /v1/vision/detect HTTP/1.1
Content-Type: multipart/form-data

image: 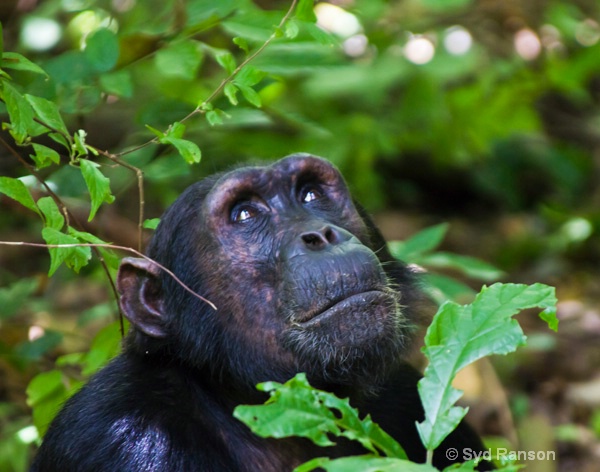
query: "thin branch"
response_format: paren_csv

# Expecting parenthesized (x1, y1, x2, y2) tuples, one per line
(0, 241, 217, 311)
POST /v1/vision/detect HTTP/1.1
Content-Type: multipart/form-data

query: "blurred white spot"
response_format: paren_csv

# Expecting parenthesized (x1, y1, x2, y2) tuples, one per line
(561, 217, 593, 243)
(20, 17, 62, 51)
(514, 28, 541, 60)
(28, 325, 45, 341)
(315, 2, 362, 38)
(17, 425, 39, 444)
(540, 24, 563, 52)
(404, 36, 435, 64)
(576, 19, 600, 46)
(444, 26, 472, 55)
(112, 0, 136, 12)
(343, 34, 368, 57)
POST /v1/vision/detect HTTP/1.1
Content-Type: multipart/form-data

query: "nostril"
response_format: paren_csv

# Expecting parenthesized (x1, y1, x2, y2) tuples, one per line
(301, 231, 327, 249)
(324, 227, 335, 244)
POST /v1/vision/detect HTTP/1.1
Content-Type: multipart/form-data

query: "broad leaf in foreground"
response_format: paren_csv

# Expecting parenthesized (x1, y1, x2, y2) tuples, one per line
(234, 373, 406, 459)
(416, 283, 557, 452)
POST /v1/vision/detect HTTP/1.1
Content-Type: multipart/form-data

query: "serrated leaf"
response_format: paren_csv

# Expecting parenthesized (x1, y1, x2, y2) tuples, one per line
(224, 82, 239, 105)
(41, 227, 92, 275)
(296, 456, 436, 472)
(388, 223, 449, 261)
(79, 159, 115, 221)
(1, 81, 35, 143)
(84, 28, 119, 72)
(37, 196, 65, 230)
(24, 94, 69, 137)
(417, 283, 558, 451)
(0, 176, 40, 214)
(234, 373, 406, 459)
(30, 143, 61, 169)
(2, 52, 48, 76)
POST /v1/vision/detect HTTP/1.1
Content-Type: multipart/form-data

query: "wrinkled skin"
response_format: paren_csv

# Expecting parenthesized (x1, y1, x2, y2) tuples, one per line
(31, 154, 492, 471)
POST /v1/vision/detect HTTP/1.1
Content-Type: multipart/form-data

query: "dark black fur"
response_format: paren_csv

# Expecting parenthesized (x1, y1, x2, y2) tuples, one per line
(31, 154, 492, 471)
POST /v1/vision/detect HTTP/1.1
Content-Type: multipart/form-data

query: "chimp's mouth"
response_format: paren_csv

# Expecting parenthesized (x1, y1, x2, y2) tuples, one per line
(295, 290, 388, 327)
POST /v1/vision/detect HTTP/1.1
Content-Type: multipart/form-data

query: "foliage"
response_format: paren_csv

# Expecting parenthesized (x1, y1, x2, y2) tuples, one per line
(234, 283, 557, 470)
(0, 0, 593, 468)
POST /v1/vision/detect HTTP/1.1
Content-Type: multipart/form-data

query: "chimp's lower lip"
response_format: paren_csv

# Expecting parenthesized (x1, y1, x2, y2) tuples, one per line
(297, 290, 385, 326)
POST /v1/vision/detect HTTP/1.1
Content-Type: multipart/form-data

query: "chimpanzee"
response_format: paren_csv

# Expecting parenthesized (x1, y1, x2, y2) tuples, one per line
(31, 154, 492, 471)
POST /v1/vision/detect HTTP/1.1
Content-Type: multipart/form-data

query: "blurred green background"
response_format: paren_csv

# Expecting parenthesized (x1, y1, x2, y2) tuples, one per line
(0, 0, 599, 470)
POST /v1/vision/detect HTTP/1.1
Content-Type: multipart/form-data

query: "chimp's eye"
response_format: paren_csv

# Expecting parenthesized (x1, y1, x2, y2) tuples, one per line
(301, 185, 323, 204)
(231, 204, 259, 223)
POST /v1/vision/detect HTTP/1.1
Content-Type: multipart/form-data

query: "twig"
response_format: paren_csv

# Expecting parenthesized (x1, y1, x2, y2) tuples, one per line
(0, 241, 217, 311)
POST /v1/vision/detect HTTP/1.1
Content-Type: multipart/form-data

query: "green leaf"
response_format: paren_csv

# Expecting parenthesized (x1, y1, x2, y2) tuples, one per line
(419, 252, 504, 282)
(238, 84, 262, 107)
(79, 321, 123, 376)
(416, 283, 558, 451)
(205, 109, 225, 126)
(296, 0, 317, 22)
(1, 81, 35, 143)
(296, 456, 437, 472)
(0, 278, 38, 320)
(388, 223, 449, 261)
(233, 37, 249, 54)
(421, 0, 473, 12)
(145, 124, 165, 139)
(79, 159, 115, 221)
(216, 51, 236, 74)
(163, 137, 202, 164)
(99, 69, 133, 97)
(285, 19, 300, 39)
(159, 122, 202, 164)
(68, 227, 120, 270)
(1, 52, 48, 76)
(143, 218, 161, 230)
(423, 273, 476, 305)
(37, 196, 65, 230)
(224, 82, 239, 105)
(84, 28, 119, 72)
(26, 370, 69, 436)
(41, 227, 92, 275)
(0, 176, 40, 214)
(24, 94, 69, 137)
(73, 129, 89, 158)
(30, 143, 61, 169)
(155, 40, 203, 80)
(234, 373, 406, 459)
(15, 330, 63, 363)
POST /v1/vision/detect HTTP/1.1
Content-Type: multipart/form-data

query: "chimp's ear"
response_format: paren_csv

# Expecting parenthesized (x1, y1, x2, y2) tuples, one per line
(117, 257, 167, 338)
